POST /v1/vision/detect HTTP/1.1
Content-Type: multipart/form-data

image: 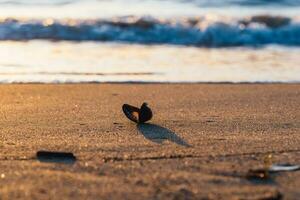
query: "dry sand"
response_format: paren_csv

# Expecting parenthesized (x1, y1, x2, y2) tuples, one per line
(0, 84, 299, 199)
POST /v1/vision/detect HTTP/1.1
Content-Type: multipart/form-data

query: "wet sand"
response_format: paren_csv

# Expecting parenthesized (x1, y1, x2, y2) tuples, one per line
(0, 84, 299, 199)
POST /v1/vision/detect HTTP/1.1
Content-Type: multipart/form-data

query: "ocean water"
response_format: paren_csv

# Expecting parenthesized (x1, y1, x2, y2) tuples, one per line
(0, 0, 299, 83)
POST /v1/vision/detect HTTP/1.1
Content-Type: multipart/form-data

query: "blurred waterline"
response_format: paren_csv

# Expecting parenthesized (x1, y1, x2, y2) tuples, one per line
(0, 41, 299, 83)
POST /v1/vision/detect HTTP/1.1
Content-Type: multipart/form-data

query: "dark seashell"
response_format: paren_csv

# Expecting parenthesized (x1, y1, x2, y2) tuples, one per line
(122, 104, 140, 123)
(36, 151, 76, 164)
(139, 103, 153, 123)
(122, 102, 153, 123)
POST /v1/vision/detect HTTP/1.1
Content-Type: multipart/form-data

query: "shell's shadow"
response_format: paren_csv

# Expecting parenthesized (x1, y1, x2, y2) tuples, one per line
(137, 123, 191, 147)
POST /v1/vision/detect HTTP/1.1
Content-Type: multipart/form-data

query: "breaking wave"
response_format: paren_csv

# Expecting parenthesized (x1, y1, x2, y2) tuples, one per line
(0, 15, 299, 47)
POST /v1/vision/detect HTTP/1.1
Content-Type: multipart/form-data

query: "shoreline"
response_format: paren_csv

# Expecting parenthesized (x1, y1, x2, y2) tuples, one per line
(0, 83, 299, 199)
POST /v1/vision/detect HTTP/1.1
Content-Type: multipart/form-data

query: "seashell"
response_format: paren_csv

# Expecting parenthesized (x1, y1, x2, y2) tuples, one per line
(122, 104, 140, 123)
(139, 103, 153, 123)
(122, 102, 152, 123)
(36, 151, 76, 164)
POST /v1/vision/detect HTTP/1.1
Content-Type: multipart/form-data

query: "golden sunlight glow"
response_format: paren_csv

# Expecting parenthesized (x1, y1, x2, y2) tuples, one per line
(43, 18, 54, 26)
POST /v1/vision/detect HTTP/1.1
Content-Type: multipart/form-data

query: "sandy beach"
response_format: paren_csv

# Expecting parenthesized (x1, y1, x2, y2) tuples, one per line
(0, 83, 299, 199)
